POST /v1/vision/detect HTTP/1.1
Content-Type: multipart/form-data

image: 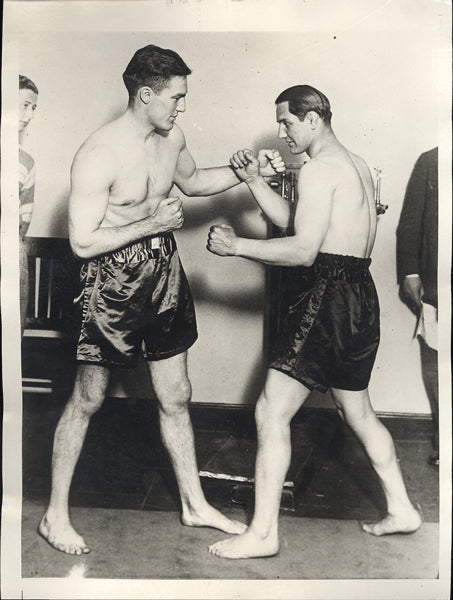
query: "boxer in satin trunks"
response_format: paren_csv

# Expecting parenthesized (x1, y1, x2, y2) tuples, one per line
(76, 233, 198, 366)
(269, 252, 380, 392)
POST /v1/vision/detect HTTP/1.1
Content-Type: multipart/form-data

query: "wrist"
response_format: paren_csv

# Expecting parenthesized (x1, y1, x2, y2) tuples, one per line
(245, 174, 263, 187)
(234, 236, 244, 256)
(147, 215, 164, 236)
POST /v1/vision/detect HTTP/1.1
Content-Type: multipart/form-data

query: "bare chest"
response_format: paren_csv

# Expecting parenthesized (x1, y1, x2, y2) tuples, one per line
(109, 141, 178, 208)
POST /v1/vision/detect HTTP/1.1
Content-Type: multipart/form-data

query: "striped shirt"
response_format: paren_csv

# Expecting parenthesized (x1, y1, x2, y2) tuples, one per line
(19, 145, 35, 234)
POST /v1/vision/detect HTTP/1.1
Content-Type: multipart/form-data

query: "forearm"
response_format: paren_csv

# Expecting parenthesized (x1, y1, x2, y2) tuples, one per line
(235, 235, 315, 267)
(181, 166, 240, 196)
(246, 175, 291, 228)
(70, 216, 165, 259)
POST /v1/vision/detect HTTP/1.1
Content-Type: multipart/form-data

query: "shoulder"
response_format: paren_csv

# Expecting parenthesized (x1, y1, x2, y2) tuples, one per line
(348, 150, 371, 173)
(343, 150, 374, 189)
(72, 132, 116, 178)
(161, 122, 186, 150)
(299, 156, 336, 188)
(300, 156, 333, 176)
(418, 147, 438, 170)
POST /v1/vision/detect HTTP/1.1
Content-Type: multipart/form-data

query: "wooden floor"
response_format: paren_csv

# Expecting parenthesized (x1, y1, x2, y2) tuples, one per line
(22, 394, 439, 523)
(16, 393, 445, 598)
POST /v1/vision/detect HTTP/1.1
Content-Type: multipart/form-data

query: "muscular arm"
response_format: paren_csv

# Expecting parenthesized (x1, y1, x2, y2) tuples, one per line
(209, 162, 334, 267)
(238, 175, 291, 229)
(224, 149, 290, 227)
(173, 133, 239, 197)
(69, 143, 182, 259)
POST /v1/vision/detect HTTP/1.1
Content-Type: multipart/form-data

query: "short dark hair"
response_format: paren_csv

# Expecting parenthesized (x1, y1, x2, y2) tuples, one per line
(275, 85, 332, 124)
(123, 44, 191, 99)
(19, 74, 39, 95)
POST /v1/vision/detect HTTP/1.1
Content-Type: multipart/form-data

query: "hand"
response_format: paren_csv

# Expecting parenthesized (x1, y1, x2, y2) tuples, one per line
(401, 275, 423, 314)
(149, 196, 184, 233)
(229, 149, 261, 183)
(257, 149, 286, 177)
(207, 224, 238, 257)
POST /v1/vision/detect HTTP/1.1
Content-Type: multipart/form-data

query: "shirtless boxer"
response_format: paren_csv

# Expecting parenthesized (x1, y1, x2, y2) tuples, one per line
(207, 85, 422, 559)
(38, 44, 284, 555)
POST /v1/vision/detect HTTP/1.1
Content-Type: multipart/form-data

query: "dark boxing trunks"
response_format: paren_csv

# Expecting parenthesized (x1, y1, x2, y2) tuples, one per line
(76, 234, 198, 367)
(269, 252, 380, 392)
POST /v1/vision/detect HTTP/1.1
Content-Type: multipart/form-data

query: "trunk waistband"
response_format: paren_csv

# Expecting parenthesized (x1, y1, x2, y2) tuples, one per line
(314, 252, 372, 280)
(102, 235, 176, 264)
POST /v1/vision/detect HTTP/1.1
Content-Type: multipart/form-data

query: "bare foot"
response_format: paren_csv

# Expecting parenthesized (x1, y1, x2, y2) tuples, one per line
(208, 530, 279, 559)
(362, 509, 422, 536)
(181, 503, 247, 535)
(38, 512, 90, 555)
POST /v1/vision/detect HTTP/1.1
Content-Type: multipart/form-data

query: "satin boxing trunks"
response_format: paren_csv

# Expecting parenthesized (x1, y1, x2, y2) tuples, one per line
(269, 252, 380, 392)
(76, 234, 198, 367)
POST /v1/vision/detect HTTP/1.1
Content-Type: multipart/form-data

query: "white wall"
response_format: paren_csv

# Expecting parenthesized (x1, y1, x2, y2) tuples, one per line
(20, 28, 444, 413)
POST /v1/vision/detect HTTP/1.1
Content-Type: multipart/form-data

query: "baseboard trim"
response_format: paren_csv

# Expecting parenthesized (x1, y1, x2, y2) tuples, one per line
(189, 402, 432, 421)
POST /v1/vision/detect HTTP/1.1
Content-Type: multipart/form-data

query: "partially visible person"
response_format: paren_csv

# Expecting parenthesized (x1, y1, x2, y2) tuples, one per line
(207, 84, 421, 560)
(19, 74, 39, 336)
(397, 148, 439, 467)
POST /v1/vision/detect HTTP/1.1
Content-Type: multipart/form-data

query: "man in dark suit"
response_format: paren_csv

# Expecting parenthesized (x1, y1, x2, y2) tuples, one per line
(396, 147, 439, 467)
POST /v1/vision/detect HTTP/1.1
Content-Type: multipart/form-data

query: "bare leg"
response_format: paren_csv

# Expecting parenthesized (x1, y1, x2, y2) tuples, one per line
(39, 364, 110, 554)
(331, 387, 422, 536)
(209, 369, 310, 558)
(148, 352, 246, 535)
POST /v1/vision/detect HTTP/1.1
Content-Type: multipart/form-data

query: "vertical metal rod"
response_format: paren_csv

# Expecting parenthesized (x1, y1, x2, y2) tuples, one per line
(374, 167, 382, 205)
(280, 172, 287, 199)
(290, 172, 296, 204)
(34, 257, 41, 318)
(46, 260, 53, 318)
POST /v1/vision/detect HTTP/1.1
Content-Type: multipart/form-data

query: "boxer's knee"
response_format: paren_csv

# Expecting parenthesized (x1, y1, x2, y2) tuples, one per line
(157, 375, 192, 416)
(70, 364, 109, 416)
(255, 388, 290, 431)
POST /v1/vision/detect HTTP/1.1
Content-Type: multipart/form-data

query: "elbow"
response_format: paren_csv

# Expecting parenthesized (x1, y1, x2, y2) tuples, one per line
(70, 238, 93, 260)
(176, 180, 198, 197)
(302, 255, 316, 267)
(273, 218, 290, 230)
(293, 247, 317, 267)
(181, 187, 197, 197)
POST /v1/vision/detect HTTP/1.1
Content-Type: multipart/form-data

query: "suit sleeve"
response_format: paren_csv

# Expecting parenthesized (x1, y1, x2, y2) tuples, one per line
(396, 152, 429, 284)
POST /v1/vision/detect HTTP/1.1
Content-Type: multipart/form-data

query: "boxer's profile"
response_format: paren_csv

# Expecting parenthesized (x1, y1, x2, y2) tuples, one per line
(207, 85, 422, 559)
(39, 44, 284, 555)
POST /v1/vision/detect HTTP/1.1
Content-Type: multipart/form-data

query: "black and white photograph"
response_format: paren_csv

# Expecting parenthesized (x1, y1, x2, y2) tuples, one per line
(1, 0, 452, 598)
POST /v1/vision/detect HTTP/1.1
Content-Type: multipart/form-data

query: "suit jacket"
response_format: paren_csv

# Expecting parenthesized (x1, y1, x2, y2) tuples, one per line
(396, 147, 438, 306)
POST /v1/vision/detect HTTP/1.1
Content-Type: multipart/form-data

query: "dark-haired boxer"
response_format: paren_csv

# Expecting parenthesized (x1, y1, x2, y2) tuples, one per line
(207, 85, 422, 560)
(38, 43, 285, 555)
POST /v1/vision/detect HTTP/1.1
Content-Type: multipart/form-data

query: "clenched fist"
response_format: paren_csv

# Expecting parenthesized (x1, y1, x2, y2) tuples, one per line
(150, 196, 184, 233)
(207, 224, 238, 257)
(230, 149, 286, 183)
(257, 149, 286, 177)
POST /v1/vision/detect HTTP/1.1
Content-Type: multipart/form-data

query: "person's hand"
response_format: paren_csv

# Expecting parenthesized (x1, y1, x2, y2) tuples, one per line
(207, 224, 238, 257)
(257, 149, 286, 177)
(149, 196, 184, 233)
(230, 149, 260, 182)
(401, 275, 423, 314)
